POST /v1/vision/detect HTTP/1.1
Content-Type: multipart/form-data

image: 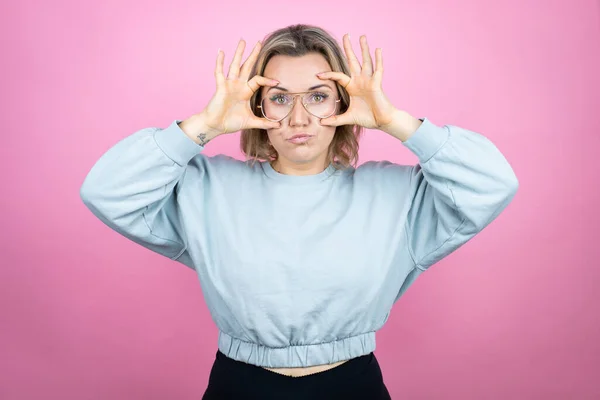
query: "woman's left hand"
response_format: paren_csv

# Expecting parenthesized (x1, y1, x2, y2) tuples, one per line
(317, 34, 398, 130)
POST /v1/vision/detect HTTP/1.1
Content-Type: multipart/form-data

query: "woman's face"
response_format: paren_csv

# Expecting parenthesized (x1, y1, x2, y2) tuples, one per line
(260, 53, 339, 169)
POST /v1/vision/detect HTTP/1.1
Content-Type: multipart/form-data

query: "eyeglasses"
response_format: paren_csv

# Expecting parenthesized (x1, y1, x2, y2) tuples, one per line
(257, 90, 341, 122)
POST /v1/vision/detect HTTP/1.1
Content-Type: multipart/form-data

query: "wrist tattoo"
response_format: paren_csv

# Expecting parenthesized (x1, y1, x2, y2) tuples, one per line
(196, 132, 209, 146)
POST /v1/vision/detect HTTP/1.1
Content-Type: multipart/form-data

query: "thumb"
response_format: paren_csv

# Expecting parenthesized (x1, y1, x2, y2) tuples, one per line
(320, 112, 349, 127)
(246, 116, 281, 130)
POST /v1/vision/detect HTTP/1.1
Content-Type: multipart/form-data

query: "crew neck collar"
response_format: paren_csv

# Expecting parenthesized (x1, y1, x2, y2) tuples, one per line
(262, 161, 339, 184)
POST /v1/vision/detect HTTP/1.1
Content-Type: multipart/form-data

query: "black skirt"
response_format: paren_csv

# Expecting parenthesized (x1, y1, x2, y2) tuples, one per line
(202, 350, 392, 400)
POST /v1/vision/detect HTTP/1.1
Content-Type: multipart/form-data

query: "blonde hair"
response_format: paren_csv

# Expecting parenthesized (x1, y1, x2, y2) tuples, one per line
(240, 24, 363, 169)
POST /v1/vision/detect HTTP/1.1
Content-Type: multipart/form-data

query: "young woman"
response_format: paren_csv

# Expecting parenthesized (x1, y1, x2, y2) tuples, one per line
(80, 24, 518, 399)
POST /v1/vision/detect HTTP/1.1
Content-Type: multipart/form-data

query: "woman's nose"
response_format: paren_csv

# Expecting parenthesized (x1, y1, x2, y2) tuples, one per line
(288, 97, 310, 126)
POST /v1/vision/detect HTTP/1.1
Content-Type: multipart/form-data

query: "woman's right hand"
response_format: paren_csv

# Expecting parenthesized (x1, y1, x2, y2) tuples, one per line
(182, 39, 281, 143)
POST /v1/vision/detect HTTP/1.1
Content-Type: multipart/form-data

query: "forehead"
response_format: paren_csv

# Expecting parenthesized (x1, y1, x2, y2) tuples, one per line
(263, 53, 332, 91)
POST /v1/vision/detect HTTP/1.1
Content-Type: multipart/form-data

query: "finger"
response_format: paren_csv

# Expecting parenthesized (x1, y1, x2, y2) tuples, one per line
(227, 39, 246, 79)
(316, 71, 351, 88)
(240, 41, 261, 80)
(247, 75, 279, 94)
(215, 48, 225, 86)
(360, 35, 374, 76)
(374, 48, 384, 84)
(247, 116, 281, 130)
(320, 112, 353, 127)
(342, 34, 361, 76)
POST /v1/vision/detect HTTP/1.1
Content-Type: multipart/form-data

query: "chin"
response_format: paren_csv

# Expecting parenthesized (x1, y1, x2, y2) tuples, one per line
(281, 146, 321, 162)
(271, 135, 333, 165)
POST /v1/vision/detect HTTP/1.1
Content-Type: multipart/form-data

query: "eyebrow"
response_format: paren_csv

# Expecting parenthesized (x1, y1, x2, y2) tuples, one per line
(267, 84, 333, 93)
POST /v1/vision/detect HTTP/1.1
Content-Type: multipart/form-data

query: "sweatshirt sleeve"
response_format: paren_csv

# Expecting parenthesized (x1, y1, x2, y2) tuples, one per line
(79, 120, 202, 269)
(402, 118, 519, 271)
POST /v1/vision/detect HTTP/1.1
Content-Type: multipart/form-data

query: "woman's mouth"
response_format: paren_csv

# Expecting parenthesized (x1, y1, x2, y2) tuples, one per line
(287, 134, 314, 144)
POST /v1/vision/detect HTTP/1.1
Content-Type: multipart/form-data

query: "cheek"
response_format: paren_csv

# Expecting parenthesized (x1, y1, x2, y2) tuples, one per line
(266, 130, 280, 143)
(319, 126, 336, 144)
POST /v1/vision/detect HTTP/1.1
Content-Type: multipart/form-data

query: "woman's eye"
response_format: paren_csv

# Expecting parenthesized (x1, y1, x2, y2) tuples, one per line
(271, 95, 287, 104)
(311, 93, 328, 102)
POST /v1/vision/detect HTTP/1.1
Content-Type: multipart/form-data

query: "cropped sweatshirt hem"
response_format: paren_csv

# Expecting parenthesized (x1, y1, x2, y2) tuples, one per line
(218, 331, 376, 368)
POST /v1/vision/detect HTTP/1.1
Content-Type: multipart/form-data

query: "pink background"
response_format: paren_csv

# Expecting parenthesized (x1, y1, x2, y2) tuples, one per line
(2, 0, 599, 398)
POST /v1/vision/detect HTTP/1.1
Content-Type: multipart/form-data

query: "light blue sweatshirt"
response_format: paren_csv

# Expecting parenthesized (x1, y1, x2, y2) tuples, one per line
(80, 117, 518, 368)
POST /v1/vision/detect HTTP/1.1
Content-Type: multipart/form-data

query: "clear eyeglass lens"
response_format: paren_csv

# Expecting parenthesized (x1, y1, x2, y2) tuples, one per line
(262, 92, 337, 120)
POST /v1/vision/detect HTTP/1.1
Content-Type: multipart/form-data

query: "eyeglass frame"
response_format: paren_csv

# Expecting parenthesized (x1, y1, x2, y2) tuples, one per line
(256, 90, 342, 122)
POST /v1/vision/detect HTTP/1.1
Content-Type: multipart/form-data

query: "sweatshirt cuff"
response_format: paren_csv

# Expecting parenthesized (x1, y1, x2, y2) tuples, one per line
(402, 117, 450, 163)
(153, 119, 203, 166)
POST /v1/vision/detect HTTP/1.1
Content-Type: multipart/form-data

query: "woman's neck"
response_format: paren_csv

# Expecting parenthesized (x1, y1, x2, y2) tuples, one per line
(271, 158, 329, 176)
